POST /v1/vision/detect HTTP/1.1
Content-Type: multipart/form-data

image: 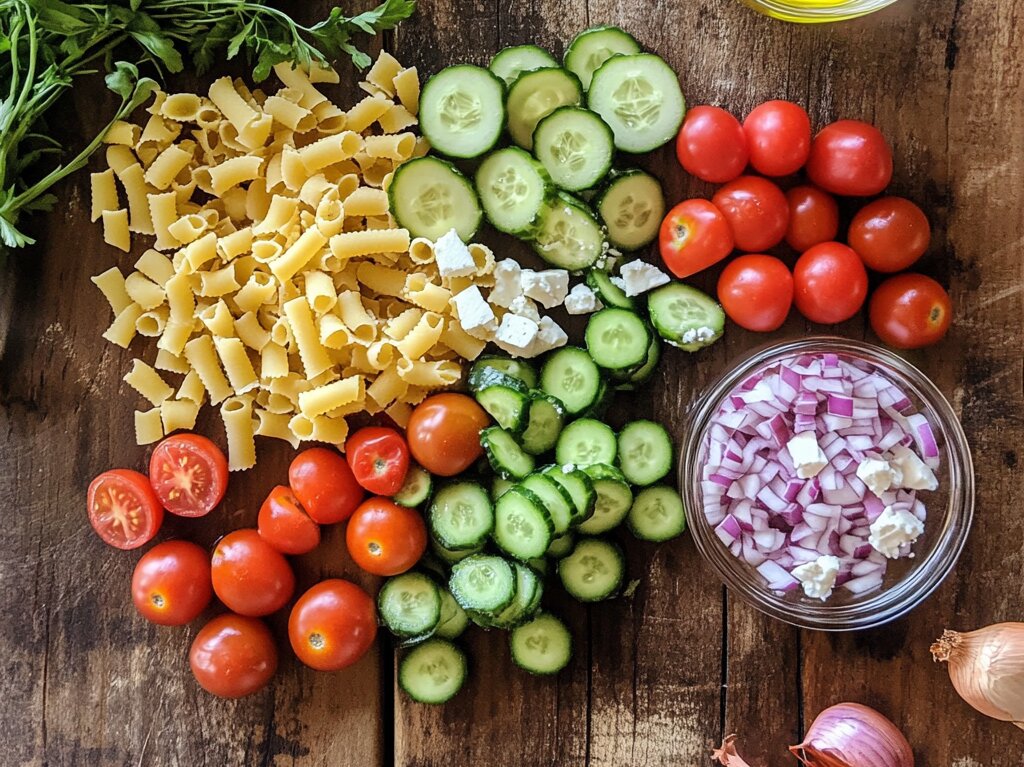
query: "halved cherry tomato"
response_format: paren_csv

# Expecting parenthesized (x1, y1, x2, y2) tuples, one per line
(711, 176, 789, 252)
(848, 196, 931, 273)
(87, 469, 163, 550)
(742, 100, 812, 177)
(132, 540, 212, 625)
(869, 273, 952, 349)
(806, 119, 893, 196)
(211, 529, 295, 617)
(258, 485, 320, 555)
(407, 393, 489, 476)
(148, 433, 228, 517)
(288, 579, 377, 671)
(288, 448, 364, 524)
(717, 255, 794, 332)
(785, 185, 840, 253)
(189, 614, 277, 698)
(345, 427, 410, 496)
(346, 497, 427, 576)
(658, 199, 734, 279)
(793, 242, 869, 324)
(675, 105, 749, 184)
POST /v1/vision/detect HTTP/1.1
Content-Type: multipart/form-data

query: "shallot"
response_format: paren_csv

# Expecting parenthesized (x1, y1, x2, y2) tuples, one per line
(790, 702, 914, 767)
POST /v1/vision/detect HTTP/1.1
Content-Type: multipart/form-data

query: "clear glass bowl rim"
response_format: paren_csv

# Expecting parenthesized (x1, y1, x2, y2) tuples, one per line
(741, 0, 899, 21)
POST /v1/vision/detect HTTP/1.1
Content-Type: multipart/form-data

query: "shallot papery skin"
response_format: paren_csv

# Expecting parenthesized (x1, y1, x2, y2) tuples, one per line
(790, 702, 914, 767)
(713, 734, 753, 766)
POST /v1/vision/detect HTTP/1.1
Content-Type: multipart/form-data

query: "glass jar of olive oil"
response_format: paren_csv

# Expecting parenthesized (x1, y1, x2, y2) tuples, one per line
(742, 0, 898, 22)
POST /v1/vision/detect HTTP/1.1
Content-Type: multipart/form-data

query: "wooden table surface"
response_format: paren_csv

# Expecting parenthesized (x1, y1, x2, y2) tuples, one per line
(2, 0, 1022, 764)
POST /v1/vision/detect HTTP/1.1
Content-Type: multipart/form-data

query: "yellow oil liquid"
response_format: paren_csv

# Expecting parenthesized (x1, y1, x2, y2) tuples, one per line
(742, 0, 893, 22)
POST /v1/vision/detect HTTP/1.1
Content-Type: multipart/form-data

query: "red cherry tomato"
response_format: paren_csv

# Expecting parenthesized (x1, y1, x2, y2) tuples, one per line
(211, 529, 295, 617)
(806, 119, 893, 196)
(345, 427, 410, 496)
(258, 485, 320, 555)
(406, 394, 489, 476)
(717, 255, 794, 332)
(793, 242, 869, 324)
(288, 579, 378, 671)
(346, 497, 427, 576)
(131, 540, 212, 625)
(288, 447, 364, 524)
(848, 196, 931, 273)
(742, 100, 812, 177)
(658, 199, 734, 279)
(87, 469, 163, 550)
(711, 176, 789, 252)
(869, 273, 952, 349)
(189, 614, 277, 699)
(674, 105, 749, 183)
(148, 433, 228, 518)
(785, 185, 840, 252)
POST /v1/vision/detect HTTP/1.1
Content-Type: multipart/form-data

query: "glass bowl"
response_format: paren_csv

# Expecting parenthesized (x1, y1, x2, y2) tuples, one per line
(680, 337, 974, 631)
(740, 0, 899, 22)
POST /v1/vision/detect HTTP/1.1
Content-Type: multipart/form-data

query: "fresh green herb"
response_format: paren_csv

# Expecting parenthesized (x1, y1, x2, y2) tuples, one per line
(0, 0, 416, 250)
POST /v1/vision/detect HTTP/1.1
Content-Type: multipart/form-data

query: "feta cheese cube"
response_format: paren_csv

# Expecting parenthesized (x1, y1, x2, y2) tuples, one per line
(791, 555, 840, 601)
(521, 269, 570, 308)
(508, 295, 541, 323)
(433, 228, 476, 278)
(677, 326, 717, 346)
(530, 316, 568, 356)
(868, 505, 925, 559)
(888, 445, 938, 491)
(856, 458, 902, 496)
(494, 313, 539, 355)
(489, 259, 521, 308)
(610, 276, 627, 292)
(619, 260, 670, 297)
(564, 284, 602, 315)
(452, 286, 497, 340)
(786, 431, 827, 479)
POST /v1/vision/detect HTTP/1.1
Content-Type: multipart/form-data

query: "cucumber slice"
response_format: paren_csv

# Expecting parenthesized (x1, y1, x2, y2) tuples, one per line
(532, 107, 615, 192)
(475, 147, 553, 236)
(469, 355, 539, 390)
(617, 334, 661, 387)
(582, 378, 613, 420)
(519, 391, 566, 455)
(555, 418, 618, 467)
(647, 283, 725, 351)
(586, 268, 636, 310)
(429, 482, 494, 551)
(489, 562, 542, 628)
(627, 485, 686, 542)
(531, 193, 606, 272)
(399, 639, 467, 704)
(576, 463, 633, 534)
(595, 170, 665, 251)
(506, 67, 583, 150)
(490, 44, 559, 86)
(510, 612, 573, 675)
(546, 531, 576, 559)
(379, 572, 442, 638)
(474, 372, 530, 434)
(617, 419, 674, 486)
(389, 156, 482, 241)
(527, 557, 549, 579)
(492, 476, 515, 500)
(519, 473, 575, 535)
(564, 25, 642, 91)
(449, 554, 517, 614)
(394, 464, 432, 507)
(481, 426, 536, 479)
(584, 307, 651, 370)
(558, 537, 625, 602)
(539, 346, 602, 415)
(493, 487, 555, 561)
(541, 464, 597, 524)
(587, 54, 685, 153)
(420, 65, 505, 159)
(434, 589, 470, 639)
(431, 536, 482, 565)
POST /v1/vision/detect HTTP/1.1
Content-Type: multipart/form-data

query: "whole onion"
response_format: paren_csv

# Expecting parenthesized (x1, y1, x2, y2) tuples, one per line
(790, 702, 914, 767)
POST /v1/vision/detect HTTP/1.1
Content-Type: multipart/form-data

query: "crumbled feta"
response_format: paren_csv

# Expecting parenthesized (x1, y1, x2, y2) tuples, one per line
(868, 505, 925, 559)
(786, 431, 828, 479)
(888, 445, 939, 491)
(451, 286, 497, 340)
(433, 228, 476, 278)
(856, 457, 902, 496)
(494, 313, 539, 355)
(680, 326, 716, 345)
(521, 269, 570, 308)
(489, 259, 522, 308)
(508, 295, 540, 323)
(619, 260, 670, 297)
(791, 555, 840, 601)
(564, 284, 603, 315)
(532, 316, 568, 355)
(610, 276, 627, 292)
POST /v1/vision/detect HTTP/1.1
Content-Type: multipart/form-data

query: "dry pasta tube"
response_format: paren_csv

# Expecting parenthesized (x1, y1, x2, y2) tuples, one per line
(221, 396, 257, 471)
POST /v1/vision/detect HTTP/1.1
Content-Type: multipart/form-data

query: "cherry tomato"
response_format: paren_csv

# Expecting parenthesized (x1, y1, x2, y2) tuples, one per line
(288, 448, 364, 524)
(189, 614, 277, 698)
(345, 427, 410, 496)
(785, 185, 840, 252)
(806, 119, 893, 197)
(793, 242, 869, 324)
(211, 529, 295, 617)
(288, 579, 378, 671)
(132, 541, 212, 625)
(407, 393, 489, 476)
(717, 255, 794, 332)
(258, 485, 320, 555)
(346, 497, 427, 576)
(658, 199, 734, 279)
(87, 469, 163, 550)
(869, 273, 952, 349)
(148, 433, 228, 518)
(742, 100, 812, 177)
(675, 105, 748, 183)
(711, 176, 789, 252)
(848, 196, 931, 273)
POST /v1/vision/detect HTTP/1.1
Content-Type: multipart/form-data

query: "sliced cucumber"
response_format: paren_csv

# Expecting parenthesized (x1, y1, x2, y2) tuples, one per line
(493, 487, 555, 561)
(431, 536, 482, 565)
(389, 156, 482, 241)
(531, 193, 606, 272)
(429, 482, 494, 551)
(519, 391, 566, 455)
(587, 54, 685, 153)
(647, 283, 725, 351)
(489, 562, 542, 629)
(475, 147, 553, 236)
(449, 554, 517, 614)
(539, 346, 603, 415)
(555, 418, 618, 467)
(492, 476, 515, 500)
(615, 334, 661, 387)
(481, 426, 536, 479)
(379, 572, 442, 638)
(564, 25, 642, 91)
(577, 463, 633, 535)
(558, 537, 625, 602)
(420, 65, 506, 159)
(532, 107, 614, 192)
(394, 464, 432, 507)
(541, 464, 596, 524)
(399, 639, 467, 704)
(510, 612, 573, 675)
(475, 373, 530, 434)
(469, 355, 539, 390)
(506, 67, 583, 150)
(617, 419, 673, 486)
(586, 268, 636, 310)
(595, 169, 665, 251)
(546, 531, 576, 559)
(584, 307, 651, 370)
(434, 589, 470, 640)
(582, 377, 613, 420)
(490, 44, 559, 86)
(627, 485, 686, 542)
(519, 473, 575, 535)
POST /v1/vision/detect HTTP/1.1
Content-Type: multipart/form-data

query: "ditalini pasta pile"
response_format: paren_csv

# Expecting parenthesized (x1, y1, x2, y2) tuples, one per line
(88, 53, 499, 470)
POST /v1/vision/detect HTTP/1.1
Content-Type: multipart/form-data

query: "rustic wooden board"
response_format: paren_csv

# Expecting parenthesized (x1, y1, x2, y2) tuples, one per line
(2, 0, 1023, 765)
